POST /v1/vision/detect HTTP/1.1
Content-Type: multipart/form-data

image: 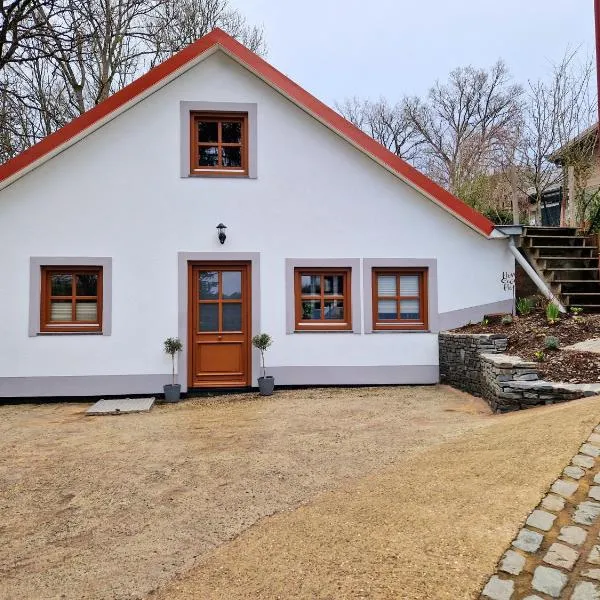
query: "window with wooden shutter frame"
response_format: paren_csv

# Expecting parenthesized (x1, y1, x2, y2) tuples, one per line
(294, 268, 352, 331)
(372, 268, 428, 330)
(40, 267, 103, 332)
(190, 112, 248, 176)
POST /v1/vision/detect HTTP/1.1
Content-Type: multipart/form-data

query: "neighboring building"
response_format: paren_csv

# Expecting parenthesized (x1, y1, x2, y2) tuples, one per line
(527, 184, 563, 226)
(0, 29, 514, 399)
(548, 123, 600, 227)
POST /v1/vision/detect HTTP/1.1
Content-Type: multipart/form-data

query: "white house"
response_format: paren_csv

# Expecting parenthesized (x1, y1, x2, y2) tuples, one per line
(0, 29, 514, 399)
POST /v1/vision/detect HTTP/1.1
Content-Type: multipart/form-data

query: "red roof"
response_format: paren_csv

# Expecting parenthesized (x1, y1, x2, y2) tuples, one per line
(0, 28, 495, 237)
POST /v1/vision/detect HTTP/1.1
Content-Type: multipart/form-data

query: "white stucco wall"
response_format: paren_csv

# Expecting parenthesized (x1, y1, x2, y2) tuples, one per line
(0, 50, 514, 391)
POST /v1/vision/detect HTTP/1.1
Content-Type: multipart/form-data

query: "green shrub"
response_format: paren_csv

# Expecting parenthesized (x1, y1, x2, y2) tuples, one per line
(501, 314, 513, 325)
(546, 302, 561, 324)
(516, 297, 534, 316)
(534, 350, 546, 362)
(570, 306, 584, 316)
(544, 336, 559, 351)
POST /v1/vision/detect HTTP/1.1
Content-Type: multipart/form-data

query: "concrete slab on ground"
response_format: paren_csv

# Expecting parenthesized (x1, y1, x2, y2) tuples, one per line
(86, 397, 155, 416)
(564, 339, 600, 354)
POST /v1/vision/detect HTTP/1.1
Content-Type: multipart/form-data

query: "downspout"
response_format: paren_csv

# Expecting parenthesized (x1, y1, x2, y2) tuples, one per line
(507, 236, 566, 313)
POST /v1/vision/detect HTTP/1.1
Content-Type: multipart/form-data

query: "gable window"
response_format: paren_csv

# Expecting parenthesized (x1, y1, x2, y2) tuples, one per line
(372, 268, 428, 330)
(294, 268, 351, 331)
(40, 267, 103, 333)
(190, 111, 248, 176)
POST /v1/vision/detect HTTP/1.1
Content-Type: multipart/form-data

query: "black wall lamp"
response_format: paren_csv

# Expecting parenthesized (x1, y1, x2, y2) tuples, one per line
(216, 223, 227, 245)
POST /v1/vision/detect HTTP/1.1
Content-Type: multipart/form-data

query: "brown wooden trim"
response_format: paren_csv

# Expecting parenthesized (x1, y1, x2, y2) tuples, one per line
(294, 267, 352, 331)
(189, 111, 248, 177)
(187, 261, 251, 388)
(371, 267, 428, 331)
(40, 266, 103, 333)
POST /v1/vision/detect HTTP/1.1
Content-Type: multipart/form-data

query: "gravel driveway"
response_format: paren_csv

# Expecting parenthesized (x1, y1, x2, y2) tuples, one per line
(0, 386, 491, 599)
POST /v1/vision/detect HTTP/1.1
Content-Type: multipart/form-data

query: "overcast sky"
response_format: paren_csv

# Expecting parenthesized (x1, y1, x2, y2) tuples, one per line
(232, 0, 595, 105)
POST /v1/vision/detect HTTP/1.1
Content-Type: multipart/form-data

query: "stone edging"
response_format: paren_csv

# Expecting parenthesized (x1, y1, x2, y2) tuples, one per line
(439, 332, 600, 412)
(481, 427, 600, 599)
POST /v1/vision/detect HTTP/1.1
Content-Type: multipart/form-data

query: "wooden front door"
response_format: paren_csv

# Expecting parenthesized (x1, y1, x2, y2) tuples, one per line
(189, 262, 251, 388)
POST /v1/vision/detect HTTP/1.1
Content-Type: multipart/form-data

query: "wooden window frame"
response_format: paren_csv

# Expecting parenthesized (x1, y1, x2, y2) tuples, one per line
(294, 268, 352, 331)
(372, 268, 428, 331)
(40, 266, 103, 333)
(189, 111, 249, 177)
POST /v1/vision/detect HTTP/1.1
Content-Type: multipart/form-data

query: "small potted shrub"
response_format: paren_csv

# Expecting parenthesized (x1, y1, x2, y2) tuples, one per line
(252, 333, 274, 396)
(163, 337, 183, 402)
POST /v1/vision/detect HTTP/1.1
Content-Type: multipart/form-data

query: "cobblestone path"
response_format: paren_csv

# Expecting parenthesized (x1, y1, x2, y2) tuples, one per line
(482, 427, 600, 599)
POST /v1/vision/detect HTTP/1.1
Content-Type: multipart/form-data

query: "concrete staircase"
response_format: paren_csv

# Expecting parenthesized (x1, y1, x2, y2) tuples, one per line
(520, 226, 600, 311)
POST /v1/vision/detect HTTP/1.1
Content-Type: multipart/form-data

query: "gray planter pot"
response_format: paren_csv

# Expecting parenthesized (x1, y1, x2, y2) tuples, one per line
(257, 376, 275, 396)
(163, 384, 181, 403)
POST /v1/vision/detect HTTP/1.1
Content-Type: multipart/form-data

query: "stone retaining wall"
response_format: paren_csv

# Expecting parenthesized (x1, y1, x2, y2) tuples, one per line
(438, 333, 508, 398)
(439, 332, 600, 412)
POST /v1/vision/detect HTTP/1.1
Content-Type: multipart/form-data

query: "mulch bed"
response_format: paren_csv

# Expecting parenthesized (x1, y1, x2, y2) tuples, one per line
(455, 311, 600, 383)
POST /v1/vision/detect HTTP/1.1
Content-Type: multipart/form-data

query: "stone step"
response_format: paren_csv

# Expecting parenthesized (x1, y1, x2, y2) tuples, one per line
(524, 226, 578, 236)
(525, 235, 584, 242)
(539, 256, 597, 261)
(531, 247, 596, 258)
(559, 279, 600, 287)
(566, 304, 600, 310)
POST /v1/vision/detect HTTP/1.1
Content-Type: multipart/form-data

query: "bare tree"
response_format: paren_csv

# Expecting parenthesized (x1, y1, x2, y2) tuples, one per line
(0, 0, 64, 69)
(515, 50, 596, 225)
(336, 96, 423, 163)
(404, 61, 523, 195)
(145, 0, 265, 65)
(0, 0, 266, 164)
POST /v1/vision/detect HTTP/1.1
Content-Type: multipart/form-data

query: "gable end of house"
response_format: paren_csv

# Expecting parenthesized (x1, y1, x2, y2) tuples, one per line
(0, 29, 496, 238)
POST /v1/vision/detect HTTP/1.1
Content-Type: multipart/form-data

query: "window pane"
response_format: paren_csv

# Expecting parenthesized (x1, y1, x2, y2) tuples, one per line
(400, 299, 420, 320)
(51, 274, 72, 296)
(377, 275, 396, 297)
(301, 300, 321, 320)
(222, 271, 241, 299)
(222, 121, 242, 143)
(76, 274, 97, 296)
(198, 121, 217, 143)
(222, 303, 242, 331)
(301, 275, 320, 295)
(75, 301, 97, 322)
(199, 303, 218, 332)
(199, 146, 219, 167)
(324, 275, 344, 296)
(221, 146, 241, 167)
(199, 272, 218, 299)
(50, 300, 72, 321)
(324, 300, 344, 320)
(378, 299, 397, 320)
(400, 275, 420, 296)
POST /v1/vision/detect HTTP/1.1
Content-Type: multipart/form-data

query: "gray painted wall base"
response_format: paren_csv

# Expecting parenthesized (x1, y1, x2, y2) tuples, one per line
(0, 374, 167, 398)
(268, 365, 439, 386)
(1, 365, 439, 398)
(439, 299, 514, 331)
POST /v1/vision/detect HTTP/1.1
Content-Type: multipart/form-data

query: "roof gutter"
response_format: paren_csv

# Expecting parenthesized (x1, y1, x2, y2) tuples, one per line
(493, 225, 566, 313)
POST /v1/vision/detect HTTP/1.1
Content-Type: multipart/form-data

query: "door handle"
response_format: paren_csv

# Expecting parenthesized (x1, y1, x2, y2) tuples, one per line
(217, 335, 223, 340)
